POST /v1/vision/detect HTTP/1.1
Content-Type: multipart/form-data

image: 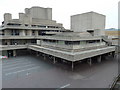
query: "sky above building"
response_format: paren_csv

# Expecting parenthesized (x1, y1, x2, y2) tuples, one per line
(0, 0, 119, 29)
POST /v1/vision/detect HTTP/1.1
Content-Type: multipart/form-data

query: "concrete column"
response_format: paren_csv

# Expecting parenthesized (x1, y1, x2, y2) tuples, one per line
(36, 52, 39, 56)
(109, 52, 112, 56)
(13, 50, 16, 57)
(43, 54, 46, 60)
(87, 58, 92, 66)
(53, 57, 56, 64)
(100, 39, 102, 43)
(72, 61, 74, 71)
(6, 40, 10, 45)
(97, 56, 101, 63)
(29, 50, 32, 55)
(114, 53, 118, 60)
(112, 52, 115, 58)
(28, 30, 32, 36)
(20, 30, 25, 36)
(35, 31, 38, 36)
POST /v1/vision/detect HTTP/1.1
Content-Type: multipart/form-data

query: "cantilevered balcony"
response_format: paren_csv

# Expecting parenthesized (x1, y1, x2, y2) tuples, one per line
(40, 42, 106, 52)
(0, 45, 28, 51)
(29, 45, 115, 61)
(1, 35, 35, 39)
(2, 25, 63, 31)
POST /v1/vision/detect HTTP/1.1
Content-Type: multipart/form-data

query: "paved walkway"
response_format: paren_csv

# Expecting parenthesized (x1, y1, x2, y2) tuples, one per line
(2, 55, 118, 88)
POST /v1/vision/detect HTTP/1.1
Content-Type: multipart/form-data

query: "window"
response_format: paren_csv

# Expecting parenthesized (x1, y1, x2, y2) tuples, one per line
(65, 41, 80, 45)
(31, 40, 36, 43)
(80, 41, 86, 45)
(11, 30, 19, 35)
(38, 31, 45, 36)
(31, 25, 46, 28)
(32, 30, 35, 35)
(11, 40, 18, 45)
(0, 30, 4, 35)
(37, 25, 46, 28)
(25, 24, 28, 26)
(7, 23, 21, 26)
(48, 26, 56, 28)
(31, 25, 36, 27)
(86, 40, 100, 43)
(86, 41, 95, 43)
(25, 31, 28, 36)
(43, 39, 58, 43)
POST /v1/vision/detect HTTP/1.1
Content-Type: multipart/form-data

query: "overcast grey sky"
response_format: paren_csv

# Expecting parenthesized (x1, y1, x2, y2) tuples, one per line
(0, 0, 119, 29)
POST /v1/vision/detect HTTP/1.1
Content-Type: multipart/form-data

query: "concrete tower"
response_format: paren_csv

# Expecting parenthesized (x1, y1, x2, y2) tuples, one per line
(71, 11, 106, 36)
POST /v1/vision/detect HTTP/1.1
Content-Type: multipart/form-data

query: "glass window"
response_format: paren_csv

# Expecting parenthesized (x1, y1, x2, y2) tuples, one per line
(11, 30, 19, 35)
(65, 41, 80, 45)
(80, 41, 86, 44)
(25, 24, 28, 26)
(32, 30, 35, 35)
(7, 23, 21, 26)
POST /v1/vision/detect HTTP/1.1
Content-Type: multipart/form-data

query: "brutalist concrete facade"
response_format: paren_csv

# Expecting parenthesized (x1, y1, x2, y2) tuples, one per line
(0, 6, 116, 70)
(71, 11, 106, 36)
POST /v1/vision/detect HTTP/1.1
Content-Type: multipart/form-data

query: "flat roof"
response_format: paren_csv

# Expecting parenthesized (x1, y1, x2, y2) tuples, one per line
(71, 11, 106, 17)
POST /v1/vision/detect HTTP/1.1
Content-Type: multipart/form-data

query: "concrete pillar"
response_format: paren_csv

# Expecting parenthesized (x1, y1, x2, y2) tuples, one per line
(35, 31, 38, 36)
(6, 40, 10, 45)
(53, 57, 56, 64)
(112, 52, 115, 58)
(87, 58, 92, 66)
(97, 56, 101, 63)
(28, 30, 32, 36)
(20, 30, 26, 36)
(114, 53, 118, 60)
(109, 52, 112, 56)
(29, 50, 32, 55)
(71, 61, 74, 71)
(89, 58, 92, 66)
(36, 52, 39, 56)
(43, 54, 46, 60)
(13, 50, 16, 57)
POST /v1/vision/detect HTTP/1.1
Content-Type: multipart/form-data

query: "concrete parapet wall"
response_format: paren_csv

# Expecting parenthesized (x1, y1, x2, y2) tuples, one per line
(29, 45, 115, 61)
(0, 45, 27, 51)
(41, 41, 106, 50)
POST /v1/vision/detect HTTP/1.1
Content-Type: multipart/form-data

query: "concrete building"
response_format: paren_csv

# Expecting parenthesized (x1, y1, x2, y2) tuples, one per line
(71, 11, 106, 36)
(0, 6, 116, 70)
(0, 6, 67, 56)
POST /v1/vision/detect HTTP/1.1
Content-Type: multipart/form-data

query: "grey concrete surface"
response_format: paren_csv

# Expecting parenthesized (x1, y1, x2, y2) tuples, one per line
(2, 55, 118, 88)
(71, 12, 105, 35)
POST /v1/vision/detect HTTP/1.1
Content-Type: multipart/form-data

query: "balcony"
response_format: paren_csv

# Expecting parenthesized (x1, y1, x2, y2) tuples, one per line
(2, 25, 62, 31)
(36, 36, 102, 41)
(40, 42, 106, 52)
(0, 45, 28, 51)
(29, 45, 115, 61)
(1, 35, 35, 39)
